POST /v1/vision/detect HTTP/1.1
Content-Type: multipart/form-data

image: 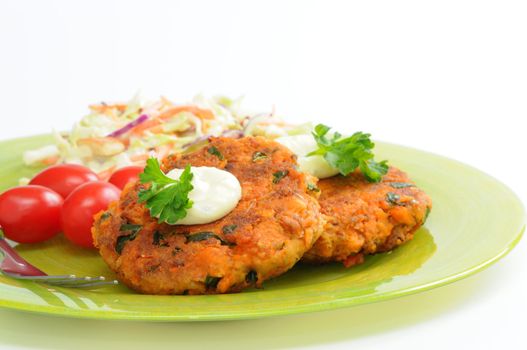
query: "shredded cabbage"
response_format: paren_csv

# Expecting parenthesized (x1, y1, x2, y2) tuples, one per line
(22, 94, 307, 179)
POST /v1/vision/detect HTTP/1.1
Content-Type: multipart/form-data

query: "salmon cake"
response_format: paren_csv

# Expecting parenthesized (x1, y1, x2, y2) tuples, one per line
(92, 136, 325, 294)
(303, 167, 431, 267)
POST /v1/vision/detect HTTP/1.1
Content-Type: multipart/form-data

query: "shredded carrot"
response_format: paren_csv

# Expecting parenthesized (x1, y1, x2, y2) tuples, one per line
(129, 118, 162, 136)
(158, 106, 214, 121)
(97, 166, 117, 181)
(147, 125, 165, 134)
(130, 154, 150, 162)
(89, 103, 128, 114)
(41, 155, 60, 166)
(155, 144, 173, 160)
(128, 105, 212, 136)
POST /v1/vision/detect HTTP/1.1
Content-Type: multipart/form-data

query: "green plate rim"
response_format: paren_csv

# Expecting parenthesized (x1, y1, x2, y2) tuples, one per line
(0, 135, 525, 321)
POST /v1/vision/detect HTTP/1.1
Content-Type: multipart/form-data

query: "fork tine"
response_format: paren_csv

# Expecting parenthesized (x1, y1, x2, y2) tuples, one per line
(2, 272, 118, 288)
(1, 272, 77, 280)
(1, 236, 119, 289)
(50, 276, 105, 285)
(2, 274, 77, 281)
(49, 280, 119, 288)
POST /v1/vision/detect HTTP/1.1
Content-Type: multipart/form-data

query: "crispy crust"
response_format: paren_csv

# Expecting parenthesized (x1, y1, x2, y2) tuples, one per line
(92, 136, 325, 294)
(303, 167, 432, 267)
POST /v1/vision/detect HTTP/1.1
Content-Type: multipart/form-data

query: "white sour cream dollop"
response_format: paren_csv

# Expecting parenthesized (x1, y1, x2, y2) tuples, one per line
(275, 135, 339, 179)
(165, 166, 242, 225)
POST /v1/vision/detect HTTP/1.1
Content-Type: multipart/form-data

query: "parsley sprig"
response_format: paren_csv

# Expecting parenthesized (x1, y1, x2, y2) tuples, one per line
(308, 124, 388, 182)
(138, 158, 194, 225)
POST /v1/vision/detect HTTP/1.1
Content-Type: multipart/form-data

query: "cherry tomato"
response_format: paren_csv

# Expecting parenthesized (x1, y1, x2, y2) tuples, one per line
(61, 182, 121, 248)
(0, 185, 63, 243)
(30, 164, 99, 199)
(108, 166, 143, 190)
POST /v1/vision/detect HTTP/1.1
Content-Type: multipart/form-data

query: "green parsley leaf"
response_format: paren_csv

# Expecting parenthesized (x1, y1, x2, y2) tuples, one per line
(307, 183, 320, 192)
(390, 182, 415, 189)
(205, 275, 221, 289)
(186, 232, 235, 246)
(252, 151, 268, 162)
(386, 192, 401, 205)
(138, 158, 194, 225)
(207, 146, 224, 160)
(272, 170, 289, 184)
(222, 224, 238, 234)
(152, 231, 169, 247)
(245, 270, 258, 284)
(115, 224, 142, 254)
(308, 124, 389, 182)
(100, 212, 112, 221)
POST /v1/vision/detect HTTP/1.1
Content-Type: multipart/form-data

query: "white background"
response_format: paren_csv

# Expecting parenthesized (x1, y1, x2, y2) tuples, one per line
(0, 1, 526, 349)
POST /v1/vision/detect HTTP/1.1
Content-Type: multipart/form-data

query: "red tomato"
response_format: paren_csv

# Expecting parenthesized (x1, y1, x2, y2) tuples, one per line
(61, 182, 121, 248)
(108, 166, 143, 190)
(0, 186, 63, 243)
(30, 164, 99, 199)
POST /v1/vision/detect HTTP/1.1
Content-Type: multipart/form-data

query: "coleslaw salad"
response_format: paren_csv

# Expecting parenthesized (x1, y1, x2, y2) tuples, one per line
(22, 94, 311, 181)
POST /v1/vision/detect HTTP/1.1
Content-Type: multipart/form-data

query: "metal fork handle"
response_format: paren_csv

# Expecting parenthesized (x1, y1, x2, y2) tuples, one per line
(0, 232, 119, 289)
(2, 271, 119, 288)
(0, 237, 47, 276)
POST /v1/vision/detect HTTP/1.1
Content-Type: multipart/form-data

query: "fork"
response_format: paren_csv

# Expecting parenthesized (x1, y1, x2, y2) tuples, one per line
(0, 234, 118, 289)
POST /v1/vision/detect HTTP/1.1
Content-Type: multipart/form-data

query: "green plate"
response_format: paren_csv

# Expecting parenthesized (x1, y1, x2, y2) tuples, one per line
(0, 134, 524, 321)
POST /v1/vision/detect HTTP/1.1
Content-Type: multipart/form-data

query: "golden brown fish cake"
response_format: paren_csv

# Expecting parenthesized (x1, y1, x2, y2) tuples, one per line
(92, 136, 325, 295)
(302, 167, 432, 267)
